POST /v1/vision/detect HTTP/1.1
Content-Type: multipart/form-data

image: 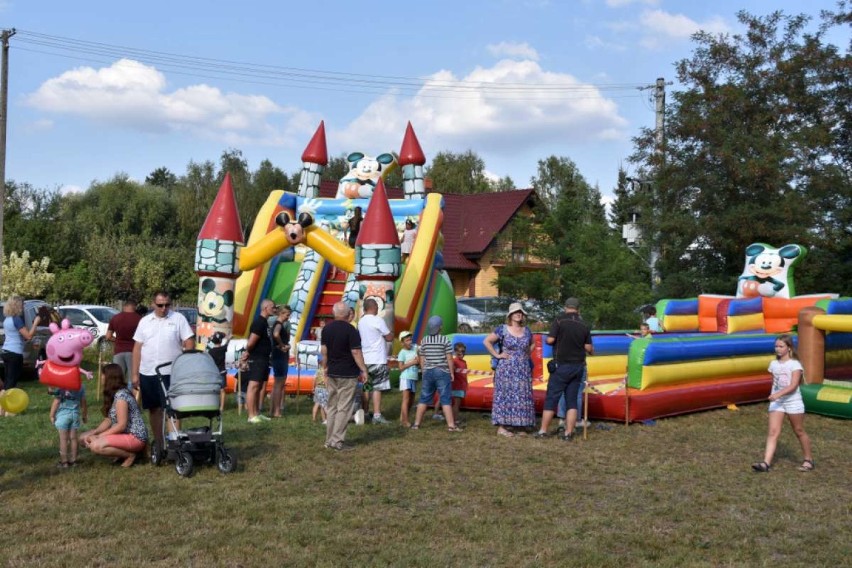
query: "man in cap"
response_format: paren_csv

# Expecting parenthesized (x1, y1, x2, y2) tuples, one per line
(536, 298, 593, 441)
(410, 316, 462, 432)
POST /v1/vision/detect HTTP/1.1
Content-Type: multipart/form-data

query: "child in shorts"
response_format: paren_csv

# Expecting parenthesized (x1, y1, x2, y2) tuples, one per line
(49, 384, 88, 468)
(312, 362, 329, 425)
(396, 331, 419, 427)
(451, 342, 468, 425)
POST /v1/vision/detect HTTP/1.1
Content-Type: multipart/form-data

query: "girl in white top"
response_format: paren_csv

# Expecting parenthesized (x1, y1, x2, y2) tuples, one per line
(752, 334, 814, 473)
(400, 219, 417, 263)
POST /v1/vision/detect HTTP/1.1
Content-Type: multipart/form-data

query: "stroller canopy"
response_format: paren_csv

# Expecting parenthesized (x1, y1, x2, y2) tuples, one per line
(168, 351, 225, 397)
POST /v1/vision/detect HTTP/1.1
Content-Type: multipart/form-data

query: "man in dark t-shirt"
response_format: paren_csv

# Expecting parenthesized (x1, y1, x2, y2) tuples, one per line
(240, 299, 275, 424)
(106, 300, 143, 389)
(535, 297, 593, 441)
(321, 301, 367, 451)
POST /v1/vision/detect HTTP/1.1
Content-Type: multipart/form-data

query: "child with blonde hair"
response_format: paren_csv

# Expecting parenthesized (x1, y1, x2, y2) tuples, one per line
(50, 384, 88, 468)
(752, 334, 814, 472)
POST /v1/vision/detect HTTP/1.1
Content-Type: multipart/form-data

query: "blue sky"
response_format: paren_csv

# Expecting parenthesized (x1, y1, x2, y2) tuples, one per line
(0, 0, 840, 202)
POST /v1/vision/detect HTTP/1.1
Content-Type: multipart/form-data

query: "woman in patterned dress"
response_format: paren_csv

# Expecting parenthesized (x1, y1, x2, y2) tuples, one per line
(484, 303, 535, 437)
(79, 364, 149, 467)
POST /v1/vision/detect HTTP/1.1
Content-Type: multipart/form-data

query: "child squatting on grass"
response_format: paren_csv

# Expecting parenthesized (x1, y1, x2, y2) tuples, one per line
(49, 384, 88, 468)
(752, 334, 814, 473)
(396, 331, 419, 428)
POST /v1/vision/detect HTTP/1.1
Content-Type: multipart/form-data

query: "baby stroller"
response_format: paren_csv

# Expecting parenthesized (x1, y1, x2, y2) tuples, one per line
(151, 351, 237, 477)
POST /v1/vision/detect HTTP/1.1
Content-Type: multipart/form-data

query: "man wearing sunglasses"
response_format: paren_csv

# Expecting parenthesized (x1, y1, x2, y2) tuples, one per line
(131, 291, 195, 452)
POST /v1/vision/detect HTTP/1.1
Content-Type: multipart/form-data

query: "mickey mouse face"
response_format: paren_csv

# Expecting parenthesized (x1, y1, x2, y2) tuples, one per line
(275, 212, 314, 245)
(750, 251, 784, 278)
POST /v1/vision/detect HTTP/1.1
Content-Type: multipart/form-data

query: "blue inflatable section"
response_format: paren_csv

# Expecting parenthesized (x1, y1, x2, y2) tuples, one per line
(664, 299, 698, 316)
(826, 298, 852, 314)
(826, 333, 852, 350)
(641, 335, 779, 365)
(451, 334, 490, 356)
(729, 297, 763, 315)
(278, 192, 426, 217)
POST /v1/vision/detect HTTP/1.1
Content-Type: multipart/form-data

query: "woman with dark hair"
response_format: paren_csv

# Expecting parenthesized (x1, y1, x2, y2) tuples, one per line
(347, 206, 363, 248)
(79, 364, 148, 467)
(1, 296, 41, 415)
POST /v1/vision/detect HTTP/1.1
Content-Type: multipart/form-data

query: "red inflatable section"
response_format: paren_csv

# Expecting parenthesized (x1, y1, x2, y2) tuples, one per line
(39, 361, 83, 391)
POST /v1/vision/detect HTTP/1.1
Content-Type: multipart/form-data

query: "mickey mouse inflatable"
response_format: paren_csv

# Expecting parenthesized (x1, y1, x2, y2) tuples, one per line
(736, 242, 806, 299)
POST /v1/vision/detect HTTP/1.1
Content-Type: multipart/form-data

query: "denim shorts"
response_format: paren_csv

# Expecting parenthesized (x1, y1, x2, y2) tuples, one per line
(54, 407, 81, 431)
(419, 368, 452, 407)
(543, 362, 585, 412)
(452, 390, 466, 399)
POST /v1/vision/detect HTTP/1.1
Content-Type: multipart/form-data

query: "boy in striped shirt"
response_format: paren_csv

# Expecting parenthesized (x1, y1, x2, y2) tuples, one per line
(411, 316, 462, 432)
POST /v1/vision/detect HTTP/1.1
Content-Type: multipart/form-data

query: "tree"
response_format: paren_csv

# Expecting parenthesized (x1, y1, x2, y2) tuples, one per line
(425, 150, 493, 194)
(1, 181, 62, 263)
(145, 167, 178, 190)
(630, 7, 852, 298)
(1, 251, 55, 298)
(497, 156, 651, 328)
(253, 159, 291, 195)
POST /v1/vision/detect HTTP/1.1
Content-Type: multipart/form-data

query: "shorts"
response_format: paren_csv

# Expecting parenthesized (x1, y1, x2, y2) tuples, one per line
(419, 368, 452, 407)
(769, 394, 805, 414)
(364, 364, 391, 392)
(246, 358, 270, 382)
(399, 377, 417, 392)
(112, 352, 133, 388)
(103, 433, 146, 452)
(313, 386, 329, 408)
(452, 390, 466, 399)
(139, 373, 169, 410)
(54, 407, 81, 431)
(271, 351, 288, 379)
(543, 362, 585, 412)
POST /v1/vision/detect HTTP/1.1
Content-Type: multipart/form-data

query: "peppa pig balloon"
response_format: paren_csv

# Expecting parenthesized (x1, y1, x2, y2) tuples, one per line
(38, 319, 93, 390)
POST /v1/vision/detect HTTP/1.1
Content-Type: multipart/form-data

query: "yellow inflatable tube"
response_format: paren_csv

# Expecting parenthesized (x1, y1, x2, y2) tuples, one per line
(240, 224, 354, 274)
(812, 314, 852, 333)
(638, 355, 770, 389)
(396, 193, 443, 330)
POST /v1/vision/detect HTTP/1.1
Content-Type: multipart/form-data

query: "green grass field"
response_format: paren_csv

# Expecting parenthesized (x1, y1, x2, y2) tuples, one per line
(1, 380, 850, 568)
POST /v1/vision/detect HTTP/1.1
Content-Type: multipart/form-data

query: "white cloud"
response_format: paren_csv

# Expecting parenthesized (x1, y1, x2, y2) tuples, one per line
(639, 9, 730, 45)
(486, 41, 540, 61)
(26, 59, 317, 145)
(59, 184, 83, 195)
(334, 58, 628, 159)
(585, 35, 627, 52)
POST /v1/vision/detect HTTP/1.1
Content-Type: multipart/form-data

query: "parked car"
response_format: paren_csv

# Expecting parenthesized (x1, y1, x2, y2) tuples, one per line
(58, 304, 119, 348)
(457, 296, 559, 331)
(0, 299, 52, 377)
(456, 302, 487, 333)
(173, 307, 198, 334)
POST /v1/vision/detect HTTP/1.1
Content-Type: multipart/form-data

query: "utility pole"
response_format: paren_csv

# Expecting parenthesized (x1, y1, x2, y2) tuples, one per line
(0, 28, 15, 292)
(636, 77, 671, 292)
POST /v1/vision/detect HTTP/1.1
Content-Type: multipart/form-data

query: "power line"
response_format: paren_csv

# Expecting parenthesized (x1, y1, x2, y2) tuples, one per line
(14, 29, 649, 102)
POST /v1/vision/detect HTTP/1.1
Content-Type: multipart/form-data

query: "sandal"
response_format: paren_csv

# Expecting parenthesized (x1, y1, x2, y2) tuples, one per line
(751, 461, 771, 473)
(409, 424, 420, 430)
(497, 428, 515, 438)
(798, 459, 815, 472)
(447, 426, 464, 433)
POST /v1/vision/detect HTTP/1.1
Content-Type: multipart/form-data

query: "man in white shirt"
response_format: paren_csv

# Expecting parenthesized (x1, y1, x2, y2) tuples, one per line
(132, 291, 195, 453)
(357, 298, 394, 424)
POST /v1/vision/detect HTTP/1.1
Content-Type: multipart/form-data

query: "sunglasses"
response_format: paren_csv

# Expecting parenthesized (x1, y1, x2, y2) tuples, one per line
(155, 303, 171, 308)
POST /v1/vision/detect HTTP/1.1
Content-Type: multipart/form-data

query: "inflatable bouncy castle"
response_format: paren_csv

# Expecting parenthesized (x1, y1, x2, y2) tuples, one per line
(455, 243, 852, 422)
(193, 122, 459, 396)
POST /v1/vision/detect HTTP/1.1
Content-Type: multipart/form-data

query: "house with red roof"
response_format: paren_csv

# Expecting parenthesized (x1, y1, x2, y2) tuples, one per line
(318, 180, 548, 297)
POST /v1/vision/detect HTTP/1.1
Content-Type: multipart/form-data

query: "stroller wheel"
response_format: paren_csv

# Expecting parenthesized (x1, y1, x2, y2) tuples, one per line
(217, 448, 237, 474)
(175, 451, 194, 477)
(151, 440, 163, 467)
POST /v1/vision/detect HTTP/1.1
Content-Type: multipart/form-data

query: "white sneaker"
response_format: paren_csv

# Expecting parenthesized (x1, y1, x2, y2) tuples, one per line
(248, 416, 263, 424)
(576, 419, 590, 428)
(432, 414, 445, 421)
(372, 414, 389, 425)
(354, 409, 365, 425)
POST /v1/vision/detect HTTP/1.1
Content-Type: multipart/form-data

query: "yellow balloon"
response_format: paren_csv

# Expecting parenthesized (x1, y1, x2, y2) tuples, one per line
(0, 388, 30, 414)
